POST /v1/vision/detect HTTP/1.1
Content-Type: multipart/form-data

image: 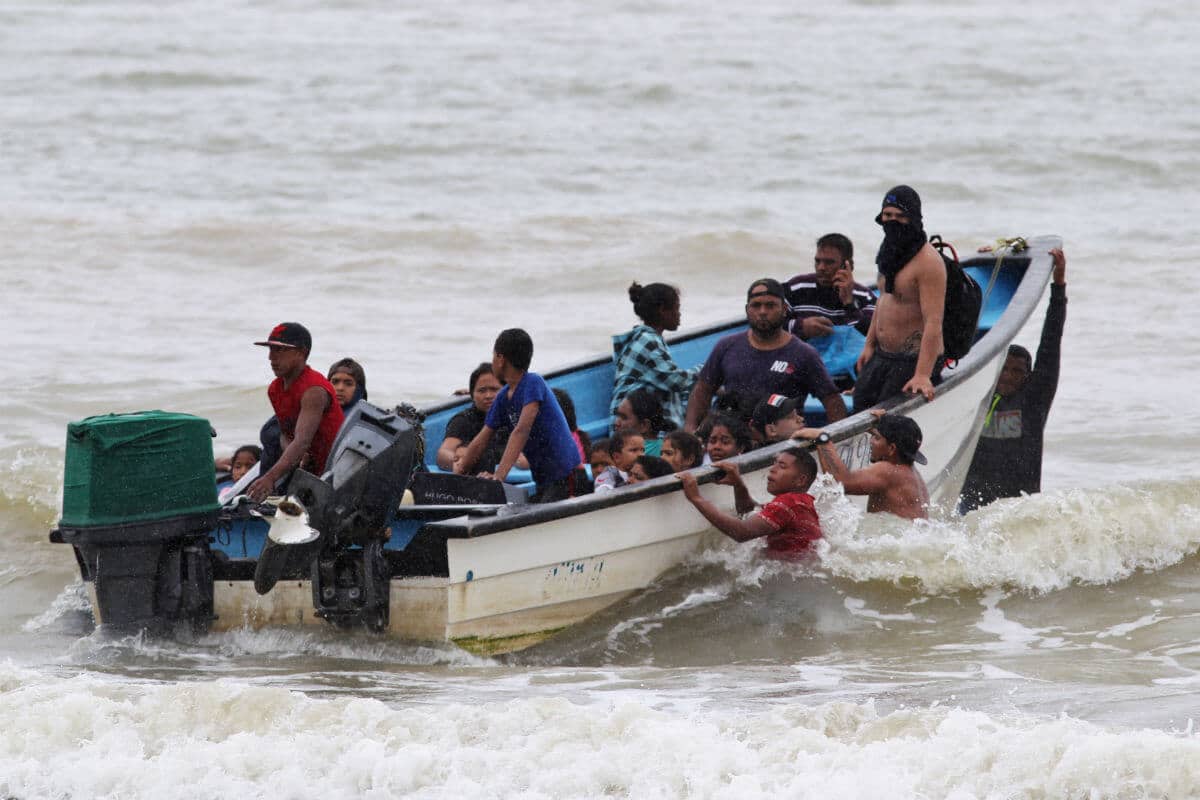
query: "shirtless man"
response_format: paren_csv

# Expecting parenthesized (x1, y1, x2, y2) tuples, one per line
(854, 186, 946, 408)
(794, 412, 929, 520)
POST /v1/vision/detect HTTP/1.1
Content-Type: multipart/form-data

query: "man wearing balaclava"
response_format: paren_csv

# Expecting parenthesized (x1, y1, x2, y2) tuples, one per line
(852, 186, 947, 408)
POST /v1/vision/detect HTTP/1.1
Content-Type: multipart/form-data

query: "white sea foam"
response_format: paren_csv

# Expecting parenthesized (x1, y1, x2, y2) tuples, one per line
(1, 663, 1198, 800)
(817, 481, 1200, 594)
(20, 580, 92, 632)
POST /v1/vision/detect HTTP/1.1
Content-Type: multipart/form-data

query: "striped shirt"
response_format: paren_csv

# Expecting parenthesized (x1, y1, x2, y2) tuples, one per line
(784, 272, 877, 337)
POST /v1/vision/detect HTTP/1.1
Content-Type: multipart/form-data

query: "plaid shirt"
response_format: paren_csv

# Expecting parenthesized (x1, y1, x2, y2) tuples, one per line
(610, 325, 699, 427)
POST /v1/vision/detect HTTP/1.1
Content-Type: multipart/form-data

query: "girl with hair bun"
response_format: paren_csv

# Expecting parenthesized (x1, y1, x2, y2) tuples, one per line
(609, 281, 698, 433)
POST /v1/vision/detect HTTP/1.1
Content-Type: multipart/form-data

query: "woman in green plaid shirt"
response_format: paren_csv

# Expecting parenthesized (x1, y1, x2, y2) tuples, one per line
(610, 282, 698, 431)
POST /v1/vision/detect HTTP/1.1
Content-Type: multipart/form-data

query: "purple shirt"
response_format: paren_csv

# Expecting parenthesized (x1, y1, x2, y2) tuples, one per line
(698, 332, 838, 410)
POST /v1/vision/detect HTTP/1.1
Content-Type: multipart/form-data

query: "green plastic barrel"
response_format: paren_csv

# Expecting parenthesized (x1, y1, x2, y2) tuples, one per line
(60, 411, 220, 528)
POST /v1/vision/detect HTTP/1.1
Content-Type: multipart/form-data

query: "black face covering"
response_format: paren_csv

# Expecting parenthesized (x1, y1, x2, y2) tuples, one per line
(875, 219, 927, 294)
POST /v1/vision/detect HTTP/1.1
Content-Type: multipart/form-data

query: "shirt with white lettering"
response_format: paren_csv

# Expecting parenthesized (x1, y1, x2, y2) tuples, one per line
(698, 332, 838, 413)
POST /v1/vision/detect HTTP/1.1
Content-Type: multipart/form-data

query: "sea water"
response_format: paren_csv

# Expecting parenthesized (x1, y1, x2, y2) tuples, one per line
(3, 0, 1200, 797)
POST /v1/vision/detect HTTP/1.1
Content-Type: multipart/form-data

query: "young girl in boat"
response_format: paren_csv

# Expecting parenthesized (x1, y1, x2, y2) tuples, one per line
(699, 413, 752, 464)
(610, 282, 698, 431)
(593, 431, 645, 494)
(660, 430, 703, 472)
(626, 455, 674, 485)
(613, 388, 676, 456)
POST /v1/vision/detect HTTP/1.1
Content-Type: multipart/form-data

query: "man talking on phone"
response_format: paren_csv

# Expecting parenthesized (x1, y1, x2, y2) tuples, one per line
(784, 232, 876, 340)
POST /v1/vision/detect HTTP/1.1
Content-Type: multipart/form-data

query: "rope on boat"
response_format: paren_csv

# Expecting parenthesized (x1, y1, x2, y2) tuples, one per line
(981, 236, 1028, 311)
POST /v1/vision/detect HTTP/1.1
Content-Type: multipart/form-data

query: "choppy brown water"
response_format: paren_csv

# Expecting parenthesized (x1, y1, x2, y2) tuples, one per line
(3, 1, 1200, 796)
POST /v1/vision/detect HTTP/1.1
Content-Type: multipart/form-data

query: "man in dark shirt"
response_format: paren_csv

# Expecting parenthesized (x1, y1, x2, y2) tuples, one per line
(959, 248, 1067, 512)
(684, 279, 847, 431)
(785, 233, 876, 340)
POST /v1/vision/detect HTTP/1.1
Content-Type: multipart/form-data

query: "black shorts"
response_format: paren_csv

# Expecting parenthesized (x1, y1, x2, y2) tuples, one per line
(532, 466, 594, 504)
(853, 350, 944, 410)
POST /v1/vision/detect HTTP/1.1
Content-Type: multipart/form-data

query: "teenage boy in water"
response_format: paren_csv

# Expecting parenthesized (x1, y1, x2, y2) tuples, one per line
(677, 448, 822, 558)
(247, 322, 345, 502)
(794, 412, 929, 520)
(455, 328, 590, 502)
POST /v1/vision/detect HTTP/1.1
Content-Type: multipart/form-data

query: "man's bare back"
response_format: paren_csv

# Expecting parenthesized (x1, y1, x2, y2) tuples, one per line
(862, 461, 929, 520)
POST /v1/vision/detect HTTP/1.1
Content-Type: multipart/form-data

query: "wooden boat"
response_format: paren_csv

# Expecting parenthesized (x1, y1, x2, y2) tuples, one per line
(53, 236, 1059, 655)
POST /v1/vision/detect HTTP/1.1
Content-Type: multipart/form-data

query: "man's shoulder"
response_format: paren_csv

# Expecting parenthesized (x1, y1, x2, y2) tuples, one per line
(785, 272, 819, 289)
(710, 331, 746, 356)
(767, 491, 816, 509)
(780, 334, 823, 360)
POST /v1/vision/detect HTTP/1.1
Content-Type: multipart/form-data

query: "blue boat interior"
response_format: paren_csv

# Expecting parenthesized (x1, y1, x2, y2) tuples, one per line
(211, 256, 1026, 562)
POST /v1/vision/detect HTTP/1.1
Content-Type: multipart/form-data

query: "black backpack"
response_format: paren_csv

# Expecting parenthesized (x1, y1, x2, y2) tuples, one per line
(930, 235, 982, 361)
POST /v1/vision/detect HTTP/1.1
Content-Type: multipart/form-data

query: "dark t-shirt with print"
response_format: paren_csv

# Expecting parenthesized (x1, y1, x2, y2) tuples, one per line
(698, 332, 838, 416)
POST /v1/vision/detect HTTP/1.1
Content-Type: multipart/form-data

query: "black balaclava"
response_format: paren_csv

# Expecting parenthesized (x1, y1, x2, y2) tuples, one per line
(874, 185, 927, 294)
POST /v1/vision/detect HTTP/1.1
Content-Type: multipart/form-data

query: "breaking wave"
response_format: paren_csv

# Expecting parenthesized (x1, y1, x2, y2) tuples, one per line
(0, 662, 1197, 799)
(817, 478, 1200, 595)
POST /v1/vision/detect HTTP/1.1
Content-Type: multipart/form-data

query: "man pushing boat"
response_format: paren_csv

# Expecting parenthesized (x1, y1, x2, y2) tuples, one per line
(677, 448, 823, 559)
(794, 412, 930, 520)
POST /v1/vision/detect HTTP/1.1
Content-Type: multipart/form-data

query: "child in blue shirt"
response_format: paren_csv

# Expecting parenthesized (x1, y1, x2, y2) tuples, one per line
(455, 328, 590, 502)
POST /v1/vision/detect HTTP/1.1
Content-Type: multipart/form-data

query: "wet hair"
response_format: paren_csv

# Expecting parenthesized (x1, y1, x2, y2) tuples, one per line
(468, 362, 495, 394)
(701, 412, 752, 455)
(634, 455, 674, 480)
(780, 447, 818, 487)
(816, 233, 853, 263)
(232, 444, 262, 464)
(621, 389, 678, 435)
(553, 388, 591, 453)
(663, 430, 703, 469)
(327, 358, 368, 400)
(589, 437, 611, 459)
(494, 328, 533, 371)
(608, 429, 643, 456)
(1007, 344, 1033, 373)
(628, 282, 680, 329)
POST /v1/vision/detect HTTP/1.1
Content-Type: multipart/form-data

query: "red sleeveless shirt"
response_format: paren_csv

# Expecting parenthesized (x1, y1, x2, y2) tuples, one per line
(268, 366, 344, 474)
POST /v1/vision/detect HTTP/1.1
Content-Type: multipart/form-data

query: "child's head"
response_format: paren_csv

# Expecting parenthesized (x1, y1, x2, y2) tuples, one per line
(589, 438, 613, 472)
(766, 447, 819, 496)
(327, 357, 368, 408)
(661, 430, 703, 472)
(493, 328, 533, 379)
(702, 413, 751, 461)
(230, 445, 262, 482)
(608, 430, 645, 472)
(627, 455, 674, 484)
(614, 389, 676, 437)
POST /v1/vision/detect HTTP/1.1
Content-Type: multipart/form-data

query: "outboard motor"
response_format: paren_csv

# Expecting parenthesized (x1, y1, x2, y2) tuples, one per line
(49, 412, 220, 634)
(253, 401, 423, 632)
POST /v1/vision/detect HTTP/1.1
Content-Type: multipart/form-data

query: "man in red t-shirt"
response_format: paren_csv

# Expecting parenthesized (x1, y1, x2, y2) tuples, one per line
(677, 447, 821, 557)
(246, 322, 344, 502)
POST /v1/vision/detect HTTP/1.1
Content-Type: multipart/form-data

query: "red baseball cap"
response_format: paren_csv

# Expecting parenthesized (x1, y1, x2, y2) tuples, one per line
(254, 322, 312, 351)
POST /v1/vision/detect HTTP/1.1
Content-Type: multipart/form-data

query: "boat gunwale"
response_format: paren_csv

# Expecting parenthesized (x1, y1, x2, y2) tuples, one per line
(420, 239, 1059, 539)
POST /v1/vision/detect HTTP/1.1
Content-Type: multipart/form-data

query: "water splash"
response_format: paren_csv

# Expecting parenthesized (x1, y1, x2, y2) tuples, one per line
(818, 479, 1200, 594)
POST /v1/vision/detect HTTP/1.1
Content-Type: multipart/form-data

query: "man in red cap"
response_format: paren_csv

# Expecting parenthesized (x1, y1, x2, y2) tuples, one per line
(246, 322, 344, 502)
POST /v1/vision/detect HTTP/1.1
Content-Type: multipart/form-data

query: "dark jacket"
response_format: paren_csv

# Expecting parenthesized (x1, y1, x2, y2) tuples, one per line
(960, 283, 1066, 511)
